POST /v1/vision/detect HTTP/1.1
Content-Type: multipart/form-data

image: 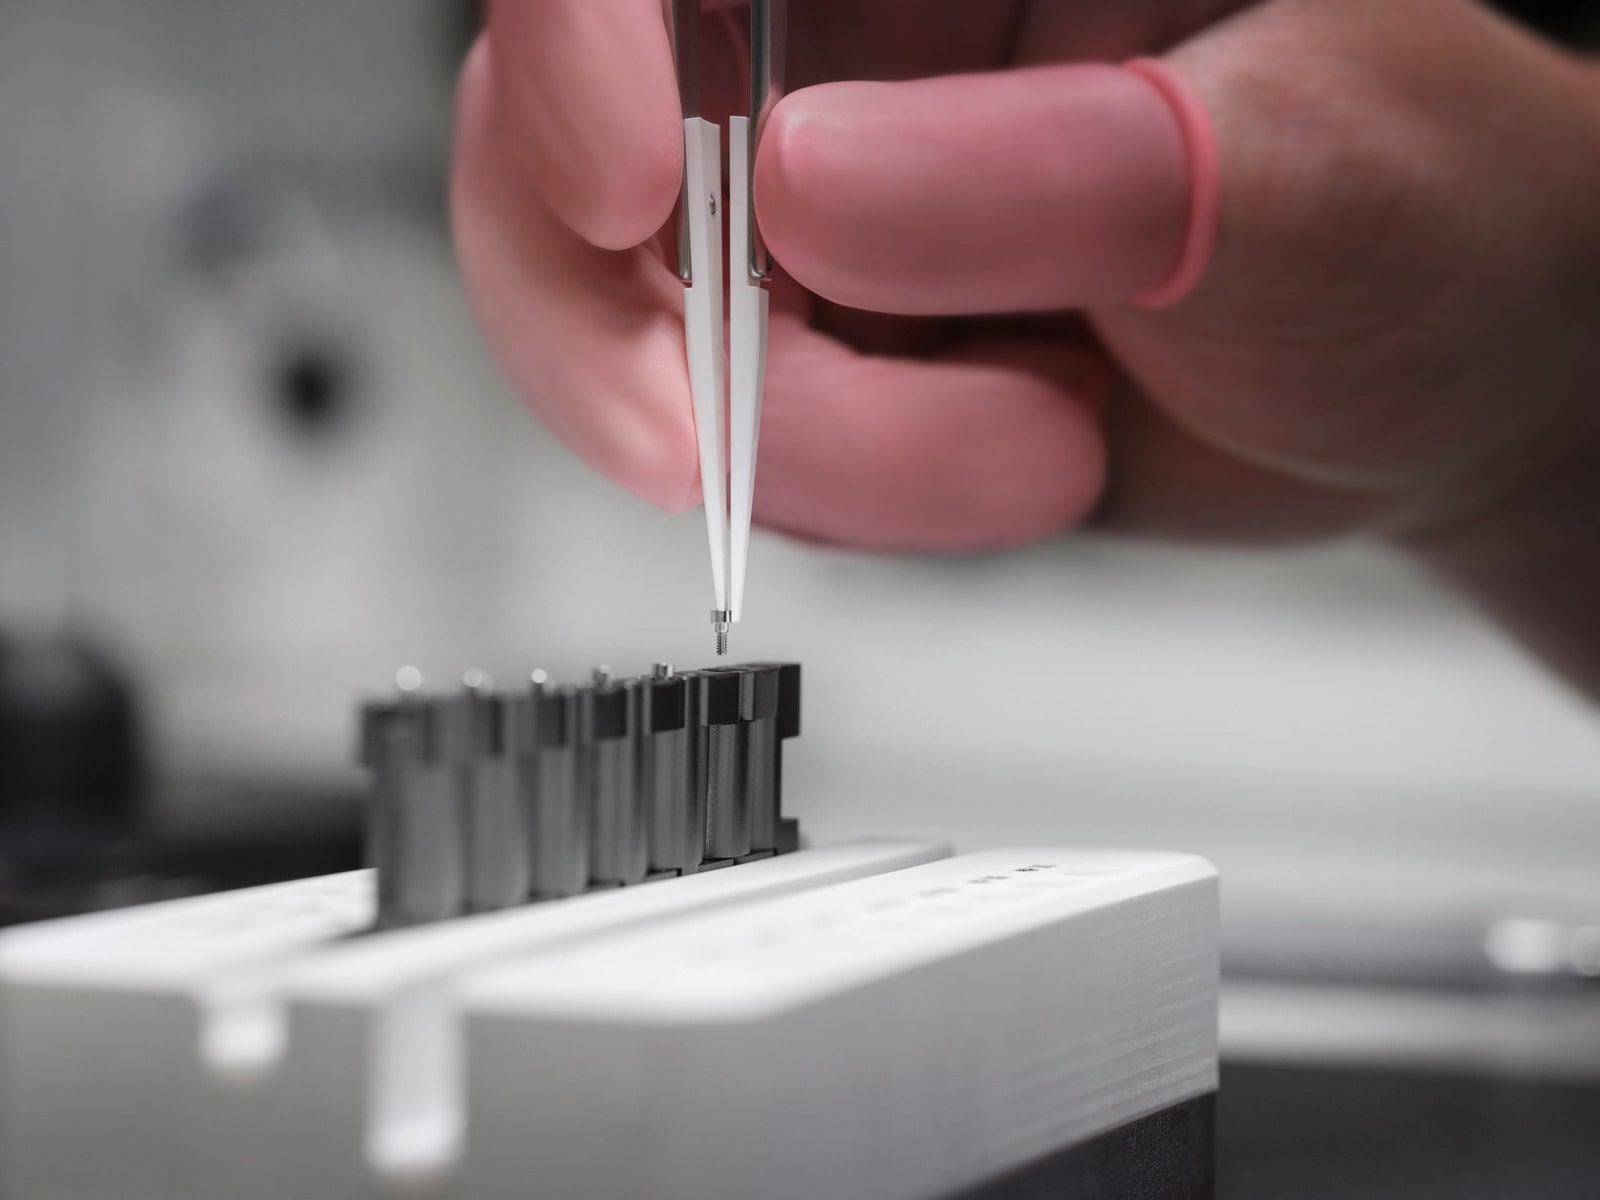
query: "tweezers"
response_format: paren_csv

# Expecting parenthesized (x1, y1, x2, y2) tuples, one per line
(672, 0, 786, 655)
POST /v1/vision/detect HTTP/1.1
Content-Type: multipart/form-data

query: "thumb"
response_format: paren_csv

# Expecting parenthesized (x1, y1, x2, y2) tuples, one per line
(753, 57, 1215, 314)
(755, 0, 1600, 323)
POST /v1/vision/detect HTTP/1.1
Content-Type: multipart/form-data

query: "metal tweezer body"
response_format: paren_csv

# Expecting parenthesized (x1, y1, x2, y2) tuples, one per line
(672, 1, 786, 655)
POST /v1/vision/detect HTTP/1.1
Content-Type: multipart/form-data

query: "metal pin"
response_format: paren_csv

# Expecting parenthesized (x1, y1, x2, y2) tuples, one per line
(711, 609, 732, 656)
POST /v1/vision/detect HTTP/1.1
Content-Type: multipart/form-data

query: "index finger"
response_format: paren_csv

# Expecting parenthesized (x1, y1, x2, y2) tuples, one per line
(486, 0, 686, 250)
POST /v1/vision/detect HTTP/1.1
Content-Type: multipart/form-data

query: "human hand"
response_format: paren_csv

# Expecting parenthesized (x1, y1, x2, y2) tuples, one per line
(452, 0, 1600, 691)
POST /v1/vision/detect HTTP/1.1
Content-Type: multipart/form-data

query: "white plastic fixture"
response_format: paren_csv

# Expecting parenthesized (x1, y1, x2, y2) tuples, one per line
(455, 848, 1218, 1200)
(0, 844, 1217, 1200)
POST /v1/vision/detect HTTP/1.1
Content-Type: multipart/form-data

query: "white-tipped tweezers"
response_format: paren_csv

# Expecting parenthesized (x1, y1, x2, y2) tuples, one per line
(673, 0, 786, 656)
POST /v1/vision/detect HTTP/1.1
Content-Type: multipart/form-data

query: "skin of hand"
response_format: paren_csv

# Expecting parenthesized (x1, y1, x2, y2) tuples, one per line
(452, 0, 1600, 698)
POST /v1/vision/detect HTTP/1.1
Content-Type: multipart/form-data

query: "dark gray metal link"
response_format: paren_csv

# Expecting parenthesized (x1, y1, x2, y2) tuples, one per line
(463, 684, 530, 914)
(698, 669, 751, 862)
(521, 683, 587, 900)
(586, 674, 648, 887)
(644, 667, 703, 875)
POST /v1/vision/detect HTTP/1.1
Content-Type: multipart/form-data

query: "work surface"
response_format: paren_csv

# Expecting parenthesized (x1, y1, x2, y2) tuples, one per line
(1220, 1063, 1600, 1200)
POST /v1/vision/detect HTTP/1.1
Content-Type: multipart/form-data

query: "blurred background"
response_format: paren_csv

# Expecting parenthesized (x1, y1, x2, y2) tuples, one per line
(1, 1, 1598, 1195)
